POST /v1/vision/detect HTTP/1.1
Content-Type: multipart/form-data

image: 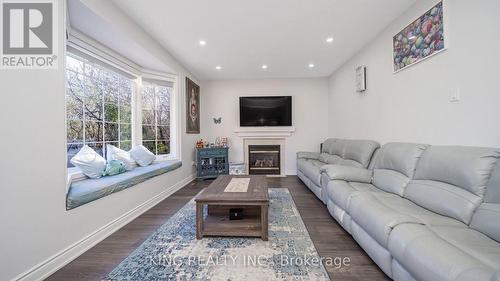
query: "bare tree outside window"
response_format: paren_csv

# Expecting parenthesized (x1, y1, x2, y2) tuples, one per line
(141, 82, 171, 155)
(66, 53, 133, 167)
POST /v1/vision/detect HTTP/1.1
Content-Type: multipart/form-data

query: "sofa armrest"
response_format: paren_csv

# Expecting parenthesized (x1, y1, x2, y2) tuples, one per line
(320, 164, 372, 183)
(297, 151, 320, 160)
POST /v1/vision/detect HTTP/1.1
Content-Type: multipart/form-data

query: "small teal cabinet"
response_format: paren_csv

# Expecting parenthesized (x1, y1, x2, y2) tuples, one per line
(196, 147, 229, 179)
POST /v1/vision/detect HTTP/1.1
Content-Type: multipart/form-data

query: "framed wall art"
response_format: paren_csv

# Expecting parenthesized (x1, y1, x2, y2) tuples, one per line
(186, 77, 200, 134)
(393, 1, 446, 72)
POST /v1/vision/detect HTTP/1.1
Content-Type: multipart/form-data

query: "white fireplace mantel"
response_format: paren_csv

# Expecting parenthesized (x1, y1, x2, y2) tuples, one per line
(234, 126, 295, 138)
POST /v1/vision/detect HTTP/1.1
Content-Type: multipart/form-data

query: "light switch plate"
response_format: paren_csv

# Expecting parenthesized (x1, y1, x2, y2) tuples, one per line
(450, 88, 461, 102)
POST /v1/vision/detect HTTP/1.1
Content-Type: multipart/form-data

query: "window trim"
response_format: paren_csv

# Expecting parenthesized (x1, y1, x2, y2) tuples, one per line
(67, 29, 141, 78)
(138, 71, 179, 161)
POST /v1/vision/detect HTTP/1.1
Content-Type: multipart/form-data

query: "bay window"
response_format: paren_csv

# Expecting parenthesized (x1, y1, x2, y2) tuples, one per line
(65, 51, 176, 168)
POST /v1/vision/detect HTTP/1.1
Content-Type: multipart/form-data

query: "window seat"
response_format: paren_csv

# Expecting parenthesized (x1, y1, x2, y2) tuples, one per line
(66, 160, 182, 210)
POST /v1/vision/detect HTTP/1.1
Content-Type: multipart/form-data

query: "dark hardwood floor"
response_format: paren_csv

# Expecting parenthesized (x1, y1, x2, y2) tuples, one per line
(47, 176, 389, 281)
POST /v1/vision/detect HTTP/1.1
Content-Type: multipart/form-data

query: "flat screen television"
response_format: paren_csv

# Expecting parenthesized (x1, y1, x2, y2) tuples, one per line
(239, 96, 292, 127)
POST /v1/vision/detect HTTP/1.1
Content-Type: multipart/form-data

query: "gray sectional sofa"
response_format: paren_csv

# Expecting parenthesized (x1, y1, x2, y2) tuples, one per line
(297, 138, 500, 281)
(297, 138, 380, 203)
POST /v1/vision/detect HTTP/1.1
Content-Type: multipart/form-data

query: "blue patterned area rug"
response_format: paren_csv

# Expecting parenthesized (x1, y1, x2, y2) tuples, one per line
(105, 188, 331, 281)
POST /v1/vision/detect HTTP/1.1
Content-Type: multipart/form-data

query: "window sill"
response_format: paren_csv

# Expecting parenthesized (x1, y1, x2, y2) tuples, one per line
(66, 159, 182, 210)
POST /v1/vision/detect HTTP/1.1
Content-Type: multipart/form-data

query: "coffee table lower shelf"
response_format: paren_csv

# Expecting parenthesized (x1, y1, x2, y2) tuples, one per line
(203, 214, 262, 237)
(196, 203, 268, 240)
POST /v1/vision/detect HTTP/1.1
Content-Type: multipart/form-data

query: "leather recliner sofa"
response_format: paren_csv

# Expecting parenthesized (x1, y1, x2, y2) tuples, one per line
(297, 139, 500, 281)
(297, 138, 380, 204)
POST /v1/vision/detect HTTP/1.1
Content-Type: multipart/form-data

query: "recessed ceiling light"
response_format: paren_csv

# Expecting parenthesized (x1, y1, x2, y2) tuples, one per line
(199, 40, 207, 46)
(308, 63, 315, 68)
(215, 66, 221, 70)
(326, 37, 334, 43)
(261, 65, 268, 69)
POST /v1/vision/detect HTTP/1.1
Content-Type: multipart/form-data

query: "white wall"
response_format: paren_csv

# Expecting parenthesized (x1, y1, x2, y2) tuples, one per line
(202, 78, 329, 175)
(0, 1, 200, 280)
(328, 0, 500, 147)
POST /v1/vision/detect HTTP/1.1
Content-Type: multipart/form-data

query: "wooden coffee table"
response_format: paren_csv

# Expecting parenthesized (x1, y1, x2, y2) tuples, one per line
(195, 175, 269, 240)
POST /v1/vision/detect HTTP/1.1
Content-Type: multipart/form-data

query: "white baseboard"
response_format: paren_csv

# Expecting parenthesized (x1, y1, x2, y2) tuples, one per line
(12, 173, 196, 281)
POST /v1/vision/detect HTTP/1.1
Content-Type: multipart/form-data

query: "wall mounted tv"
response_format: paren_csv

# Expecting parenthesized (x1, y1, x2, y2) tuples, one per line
(239, 96, 292, 127)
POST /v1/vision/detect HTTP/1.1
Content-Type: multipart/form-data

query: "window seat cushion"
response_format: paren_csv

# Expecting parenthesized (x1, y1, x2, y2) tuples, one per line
(66, 160, 182, 210)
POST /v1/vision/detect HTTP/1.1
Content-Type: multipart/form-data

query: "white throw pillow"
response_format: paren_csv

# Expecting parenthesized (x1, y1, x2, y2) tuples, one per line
(106, 144, 135, 171)
(129, 145, 156, 167)
(70, 145, 107, 179)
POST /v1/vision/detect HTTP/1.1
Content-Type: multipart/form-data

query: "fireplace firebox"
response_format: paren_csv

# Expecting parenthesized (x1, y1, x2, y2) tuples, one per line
(248, 145, 280, 175)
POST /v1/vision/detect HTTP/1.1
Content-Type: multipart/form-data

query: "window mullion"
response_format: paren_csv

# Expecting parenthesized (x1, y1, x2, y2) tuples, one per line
(101, 70, 106, 156)
(155, 86, 159, 155)
(82, 61, 86, 146)
(118, 77, 121, 147)
(134, 80, 142, 148)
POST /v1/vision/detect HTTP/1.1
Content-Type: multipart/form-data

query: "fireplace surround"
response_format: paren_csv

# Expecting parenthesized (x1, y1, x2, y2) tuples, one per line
(243, 138, 285, 176)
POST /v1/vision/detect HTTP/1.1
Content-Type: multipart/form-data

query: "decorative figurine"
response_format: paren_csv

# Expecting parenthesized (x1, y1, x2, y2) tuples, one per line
(196, 139, 204, 149)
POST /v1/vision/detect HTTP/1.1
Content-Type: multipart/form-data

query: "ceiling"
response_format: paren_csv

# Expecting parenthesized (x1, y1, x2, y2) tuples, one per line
(110, 0, 415, 80)
(68, 0, 171, 72)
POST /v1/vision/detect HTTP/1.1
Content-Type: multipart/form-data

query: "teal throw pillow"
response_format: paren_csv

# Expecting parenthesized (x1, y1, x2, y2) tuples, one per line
(103, 160, 128, 176)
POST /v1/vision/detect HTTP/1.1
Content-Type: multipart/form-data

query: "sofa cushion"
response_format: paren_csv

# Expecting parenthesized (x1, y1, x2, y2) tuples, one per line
(372, 143, 428, 196)
(414, 146, 500, 197)
(349, 192, 464, 248)
(470, 160, 500, 243)
(325, 180, 384, 211)
(320, 164, 372, 183)
(432, 226, 500, 269)
(406, 180, 483, 225)
(297, 158, 323, 186)
(388, 224, 500, 281)
(372, 169, 410, 196)
(484, 160, 500, 203)
(405, 146, 500, 224)
(470, 204, 500, 243)
(321, 138, 337, 154)
(297, 151, 320, 160)
(319, 153, 364, 168)
(321, 138, 380, 168)
(492, 270, 500, 281)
